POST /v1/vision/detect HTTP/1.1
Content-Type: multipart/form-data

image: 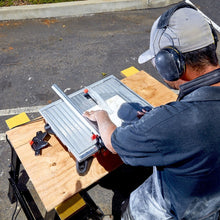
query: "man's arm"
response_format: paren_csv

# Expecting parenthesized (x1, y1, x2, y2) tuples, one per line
(83, 110, 117, 154)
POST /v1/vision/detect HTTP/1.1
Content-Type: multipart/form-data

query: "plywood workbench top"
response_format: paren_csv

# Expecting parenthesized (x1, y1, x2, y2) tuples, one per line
(121, 71, 177, 107)
(6, 71, 177, 211)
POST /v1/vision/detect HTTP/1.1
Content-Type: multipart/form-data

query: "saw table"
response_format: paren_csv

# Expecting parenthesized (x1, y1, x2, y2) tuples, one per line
(6, 71, 177, 219)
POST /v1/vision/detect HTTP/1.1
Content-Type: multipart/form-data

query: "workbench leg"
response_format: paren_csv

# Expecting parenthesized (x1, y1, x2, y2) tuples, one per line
(45, 209, 58, 220)
(7, 135, 42, 220)
(7, 135, 21, 203)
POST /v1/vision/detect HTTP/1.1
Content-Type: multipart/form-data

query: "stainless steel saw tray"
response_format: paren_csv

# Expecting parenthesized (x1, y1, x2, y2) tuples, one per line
(39, 75, 152, 162)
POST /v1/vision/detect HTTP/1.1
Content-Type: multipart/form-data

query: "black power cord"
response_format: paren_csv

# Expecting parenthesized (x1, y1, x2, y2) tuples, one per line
(11, 199, 21, 220)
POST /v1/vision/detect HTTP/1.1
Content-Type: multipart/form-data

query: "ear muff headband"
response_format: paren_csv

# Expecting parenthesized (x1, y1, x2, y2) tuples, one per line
(210, 24, 219, 48)
(157, 2, 196, 29)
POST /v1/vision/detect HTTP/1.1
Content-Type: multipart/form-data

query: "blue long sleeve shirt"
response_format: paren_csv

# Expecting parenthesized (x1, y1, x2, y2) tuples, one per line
(111, 69, 220, 219)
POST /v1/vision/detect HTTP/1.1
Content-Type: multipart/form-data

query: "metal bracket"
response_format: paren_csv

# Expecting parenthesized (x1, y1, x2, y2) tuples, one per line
(76, 157, 94, 176)
(75, 136, 107, 176)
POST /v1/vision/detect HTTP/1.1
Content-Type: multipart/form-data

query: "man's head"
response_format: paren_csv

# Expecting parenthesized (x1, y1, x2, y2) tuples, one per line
(138, 2, 218, 82)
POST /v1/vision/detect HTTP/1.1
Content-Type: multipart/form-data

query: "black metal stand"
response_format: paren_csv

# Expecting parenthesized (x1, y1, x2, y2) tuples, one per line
(8, 135, 21, 204)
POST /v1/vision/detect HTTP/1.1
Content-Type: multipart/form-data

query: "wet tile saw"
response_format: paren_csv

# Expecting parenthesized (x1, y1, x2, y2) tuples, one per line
(31, 75, 151, 174)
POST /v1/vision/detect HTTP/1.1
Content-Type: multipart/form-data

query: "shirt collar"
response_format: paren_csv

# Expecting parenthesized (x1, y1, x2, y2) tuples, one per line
(177, 68, 220, 101)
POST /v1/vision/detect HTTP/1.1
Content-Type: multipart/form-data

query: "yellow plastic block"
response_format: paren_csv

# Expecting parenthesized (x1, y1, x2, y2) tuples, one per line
(121, 66, 140, 77)
(55, 193, 86, 220)
(5, 112, 30, 129)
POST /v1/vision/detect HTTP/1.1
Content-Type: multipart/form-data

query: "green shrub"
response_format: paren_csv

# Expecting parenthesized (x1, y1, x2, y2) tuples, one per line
(0, 0, 80, 7)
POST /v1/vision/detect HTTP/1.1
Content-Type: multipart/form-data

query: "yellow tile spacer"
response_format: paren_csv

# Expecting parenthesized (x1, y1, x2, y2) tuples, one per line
(121, 66, 140, 77)
(5, 112, 30, 129)
(55, 193, 86, 220)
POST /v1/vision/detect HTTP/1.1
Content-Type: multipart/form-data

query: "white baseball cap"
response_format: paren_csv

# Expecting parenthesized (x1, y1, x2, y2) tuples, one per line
(138, 6, 215, 64)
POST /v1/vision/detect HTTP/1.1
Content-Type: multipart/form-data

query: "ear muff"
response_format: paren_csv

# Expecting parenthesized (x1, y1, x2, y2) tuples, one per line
(155, 47, 185, 81)
(154, 2, 217, 81)
(154, 2, 193, 81)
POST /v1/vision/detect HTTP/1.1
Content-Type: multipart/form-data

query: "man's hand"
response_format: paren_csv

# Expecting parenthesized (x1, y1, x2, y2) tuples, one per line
(83, 110, 117, 154)
(83, 110, 108, 122)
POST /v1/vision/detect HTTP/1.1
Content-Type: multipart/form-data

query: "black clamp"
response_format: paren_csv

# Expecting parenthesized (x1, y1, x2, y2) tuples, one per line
(30, 124, 54, 156)
(30, 131, 50, 156)
(30, 124, 53, 156)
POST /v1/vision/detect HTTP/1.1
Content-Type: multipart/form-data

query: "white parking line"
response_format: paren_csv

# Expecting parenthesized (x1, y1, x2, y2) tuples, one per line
(0, 105, 45, 116)
(0, 133, 6, 141)
(0, 105, 45, 141)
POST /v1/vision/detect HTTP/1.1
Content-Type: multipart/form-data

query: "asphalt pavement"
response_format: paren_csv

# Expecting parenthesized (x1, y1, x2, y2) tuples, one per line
(0, 6, 169, 220)
(0, 1, 220, 219)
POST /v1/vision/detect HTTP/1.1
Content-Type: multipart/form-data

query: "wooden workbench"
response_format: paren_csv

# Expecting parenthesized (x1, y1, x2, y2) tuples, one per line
(6, 71, 177, 212)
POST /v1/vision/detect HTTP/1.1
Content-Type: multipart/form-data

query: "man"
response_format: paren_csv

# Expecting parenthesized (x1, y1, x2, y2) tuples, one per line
(83, 2, 220, 219)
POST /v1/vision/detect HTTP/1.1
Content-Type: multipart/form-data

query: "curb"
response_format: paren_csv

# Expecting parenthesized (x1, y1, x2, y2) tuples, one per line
(0, 0, 180, 21)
